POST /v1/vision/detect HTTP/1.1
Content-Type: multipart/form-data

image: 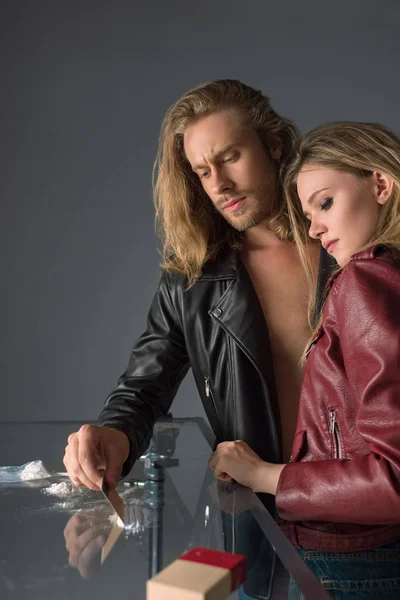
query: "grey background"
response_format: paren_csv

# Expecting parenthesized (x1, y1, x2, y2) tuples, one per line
(1, 0, 400, 421)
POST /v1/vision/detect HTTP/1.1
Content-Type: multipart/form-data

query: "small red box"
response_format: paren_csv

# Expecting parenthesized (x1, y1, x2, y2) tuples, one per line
(180, 547, 246, 591)
(147, 546, 246, 599)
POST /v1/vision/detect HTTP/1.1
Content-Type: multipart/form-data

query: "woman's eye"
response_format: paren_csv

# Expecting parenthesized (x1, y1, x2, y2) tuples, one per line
(199, 171, 210, 179)
(320, 196, 333, 211)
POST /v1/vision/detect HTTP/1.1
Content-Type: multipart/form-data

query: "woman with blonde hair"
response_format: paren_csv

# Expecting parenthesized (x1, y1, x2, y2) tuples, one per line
(209, 121, 400, 598)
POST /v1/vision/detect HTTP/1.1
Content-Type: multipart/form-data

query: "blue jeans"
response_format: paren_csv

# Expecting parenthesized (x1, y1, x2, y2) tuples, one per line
(288, 538, 400, 599)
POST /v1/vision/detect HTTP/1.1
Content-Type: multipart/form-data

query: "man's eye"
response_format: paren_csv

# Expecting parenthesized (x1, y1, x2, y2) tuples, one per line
(321, 197, 333, 211)
(223, 154, 237, 164)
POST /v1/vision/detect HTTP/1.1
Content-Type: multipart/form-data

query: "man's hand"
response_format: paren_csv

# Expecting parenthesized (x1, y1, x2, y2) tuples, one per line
(63, 424, 130, 490)
(208, 440, 285, 495)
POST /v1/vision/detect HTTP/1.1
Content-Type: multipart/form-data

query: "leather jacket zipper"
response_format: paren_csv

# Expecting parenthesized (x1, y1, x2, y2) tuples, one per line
(204, 376, 223, 438)
(205, 376, 211, 397)
(329, 409, 343, 459)
(209, 306, 280, 461)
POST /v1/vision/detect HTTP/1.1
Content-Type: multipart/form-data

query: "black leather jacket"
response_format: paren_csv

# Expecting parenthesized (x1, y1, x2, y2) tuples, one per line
(98, 246, 333, 477)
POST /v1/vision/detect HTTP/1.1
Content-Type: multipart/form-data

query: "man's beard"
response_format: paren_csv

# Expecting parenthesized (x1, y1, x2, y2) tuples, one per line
(216, 192, 272, 232)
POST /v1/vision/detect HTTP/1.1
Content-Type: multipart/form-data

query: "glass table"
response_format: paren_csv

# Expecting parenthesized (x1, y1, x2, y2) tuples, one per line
(0, 418, 329, 599)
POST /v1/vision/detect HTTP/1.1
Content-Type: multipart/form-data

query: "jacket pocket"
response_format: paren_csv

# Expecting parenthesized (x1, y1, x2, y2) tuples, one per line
(289, 430, 307, 463)
(329, 409, 343, 459)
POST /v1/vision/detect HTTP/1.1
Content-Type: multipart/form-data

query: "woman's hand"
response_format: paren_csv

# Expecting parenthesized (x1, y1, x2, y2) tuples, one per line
(208, 440, 285, 495)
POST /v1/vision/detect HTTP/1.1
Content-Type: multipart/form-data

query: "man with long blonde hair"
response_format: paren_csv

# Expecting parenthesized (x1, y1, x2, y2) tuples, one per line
(63, 81, 332, 593)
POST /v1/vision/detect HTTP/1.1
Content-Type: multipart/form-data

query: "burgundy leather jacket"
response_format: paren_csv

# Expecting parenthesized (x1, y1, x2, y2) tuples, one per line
(276, 246, 400, 552)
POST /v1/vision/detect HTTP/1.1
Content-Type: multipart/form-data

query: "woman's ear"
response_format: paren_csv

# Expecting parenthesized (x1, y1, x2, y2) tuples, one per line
(372, 171, 394, 205)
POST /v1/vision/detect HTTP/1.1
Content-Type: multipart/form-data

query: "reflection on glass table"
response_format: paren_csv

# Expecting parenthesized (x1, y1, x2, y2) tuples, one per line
(0, 418, 329, 599)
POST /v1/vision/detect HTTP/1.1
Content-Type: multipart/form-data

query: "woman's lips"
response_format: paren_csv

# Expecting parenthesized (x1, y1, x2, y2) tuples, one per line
(326, 240, 338, 253)
(223, 197, 245, 213)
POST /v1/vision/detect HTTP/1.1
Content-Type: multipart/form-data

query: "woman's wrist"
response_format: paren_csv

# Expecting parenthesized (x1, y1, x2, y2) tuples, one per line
(252, 462, 286, 495)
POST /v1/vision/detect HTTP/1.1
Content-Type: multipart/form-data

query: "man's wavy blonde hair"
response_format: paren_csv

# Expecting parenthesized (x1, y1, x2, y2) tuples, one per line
(283, 121, 400, 355)
(153, 79, 299, 286)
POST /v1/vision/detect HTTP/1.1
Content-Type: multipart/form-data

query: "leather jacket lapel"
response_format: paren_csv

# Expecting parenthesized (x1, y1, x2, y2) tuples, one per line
(208, 252, 275, 393)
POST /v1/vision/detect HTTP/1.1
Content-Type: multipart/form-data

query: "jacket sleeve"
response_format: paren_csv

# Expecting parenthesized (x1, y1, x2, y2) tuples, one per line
(276, 257, 400, 524)
(97, 272, 190, 476)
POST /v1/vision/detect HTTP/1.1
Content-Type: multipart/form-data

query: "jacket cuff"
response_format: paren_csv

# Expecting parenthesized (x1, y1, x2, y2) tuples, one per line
(275, 462, 297, 520)
(97, 421, 142, 480)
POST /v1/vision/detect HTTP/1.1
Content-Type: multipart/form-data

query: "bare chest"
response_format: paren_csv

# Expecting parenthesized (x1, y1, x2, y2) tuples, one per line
(242, 245, 312, 460)
(242, 248, 311, 355)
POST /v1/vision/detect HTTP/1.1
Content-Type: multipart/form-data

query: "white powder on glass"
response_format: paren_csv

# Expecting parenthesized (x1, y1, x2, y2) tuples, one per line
(42, 482, 75, 497)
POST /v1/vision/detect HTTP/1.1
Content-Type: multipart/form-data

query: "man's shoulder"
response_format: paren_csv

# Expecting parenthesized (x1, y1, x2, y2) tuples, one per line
(198, 246, 239, 281)
(161, 246, 240, 288)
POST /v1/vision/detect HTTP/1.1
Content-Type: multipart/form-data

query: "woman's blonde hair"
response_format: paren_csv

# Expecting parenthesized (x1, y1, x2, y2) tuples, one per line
(283, 121, 400, 356)
(153, 79, 299, 286)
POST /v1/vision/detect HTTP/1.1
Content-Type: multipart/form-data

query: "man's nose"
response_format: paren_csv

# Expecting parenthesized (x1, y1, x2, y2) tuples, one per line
(211, 169, 233, 195)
